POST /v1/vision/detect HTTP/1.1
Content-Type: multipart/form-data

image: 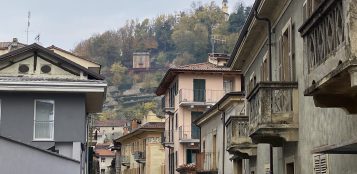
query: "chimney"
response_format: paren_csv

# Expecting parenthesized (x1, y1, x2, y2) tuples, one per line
(208, 53, 230, 66)
(131, 119, 138, 129)
(9, 38, 19, 51)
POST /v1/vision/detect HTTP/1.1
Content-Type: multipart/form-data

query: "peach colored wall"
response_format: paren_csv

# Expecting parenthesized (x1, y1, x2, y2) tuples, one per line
(162, 72, 242, 173)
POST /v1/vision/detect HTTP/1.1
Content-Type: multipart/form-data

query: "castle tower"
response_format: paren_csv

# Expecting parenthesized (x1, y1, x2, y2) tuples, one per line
(222, 0, 229, 20)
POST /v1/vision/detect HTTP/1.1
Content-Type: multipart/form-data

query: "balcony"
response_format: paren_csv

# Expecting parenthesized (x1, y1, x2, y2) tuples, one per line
(179, 89, 225, 107)
(133, 151, 146, 163)
(299, 0, 357, 113)
(161, 96, 174, 114)
(121, 156, 130, 166)
(247, 82, 299, 146)
(196, 152, 219, 174)
(161, 131, 174, 148)
(178, 126, 200, 145)
(225, 116, 256, 158)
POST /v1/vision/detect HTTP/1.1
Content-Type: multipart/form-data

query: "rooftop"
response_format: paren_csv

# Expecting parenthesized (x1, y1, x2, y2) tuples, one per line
(156, 62, 240, 95)
(94, 120, 127, 127)
(95, 149, 115, 157)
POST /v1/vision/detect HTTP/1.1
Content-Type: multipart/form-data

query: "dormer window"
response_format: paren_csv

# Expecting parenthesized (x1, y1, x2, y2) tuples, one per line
(18, 64, 29, 74)
(41, 64, 52, 74)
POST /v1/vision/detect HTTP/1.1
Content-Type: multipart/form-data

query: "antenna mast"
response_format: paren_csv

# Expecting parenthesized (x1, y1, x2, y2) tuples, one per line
(26, 11, 31, 44)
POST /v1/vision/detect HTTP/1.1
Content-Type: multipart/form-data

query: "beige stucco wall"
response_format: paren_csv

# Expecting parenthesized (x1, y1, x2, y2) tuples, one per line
(0, 56, 79, 79)
(120, 132, 165, 174)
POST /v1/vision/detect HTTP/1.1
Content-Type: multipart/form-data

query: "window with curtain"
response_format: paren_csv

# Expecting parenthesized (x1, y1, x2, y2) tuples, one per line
(34, 100, 54, 140)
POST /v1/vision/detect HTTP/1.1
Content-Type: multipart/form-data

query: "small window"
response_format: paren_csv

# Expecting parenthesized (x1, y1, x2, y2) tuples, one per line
(313, 154, 329, 174)
(40, 64, 52, 74)
(112, 127, 114, 130)
(18, 64, 30, 74)
(101, 169, 105, 174)
(101, 157, 106, 163)
(34, 100, 54, 140)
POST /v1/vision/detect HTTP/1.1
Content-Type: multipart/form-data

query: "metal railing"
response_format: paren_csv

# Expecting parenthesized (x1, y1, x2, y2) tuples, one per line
(161, 130, 174, 144)
(196, 152, 219, 172)
(179, 89, 226, 104)
(247, 82, 298, 131)
(178, 126, 200, 140)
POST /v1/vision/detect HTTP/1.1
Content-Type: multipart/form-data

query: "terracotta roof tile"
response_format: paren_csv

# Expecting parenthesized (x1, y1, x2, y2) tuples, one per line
(170, 62, 232, 71)
(94, 120, 127, 127)
(95, 149, 115, 157)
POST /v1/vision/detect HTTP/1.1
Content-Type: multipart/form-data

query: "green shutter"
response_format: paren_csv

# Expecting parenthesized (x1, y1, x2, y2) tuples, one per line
(193, 79, 206, 102)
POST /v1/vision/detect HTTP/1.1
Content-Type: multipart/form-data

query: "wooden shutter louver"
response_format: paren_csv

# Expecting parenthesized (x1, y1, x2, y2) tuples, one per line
(313, 154, 329, 174)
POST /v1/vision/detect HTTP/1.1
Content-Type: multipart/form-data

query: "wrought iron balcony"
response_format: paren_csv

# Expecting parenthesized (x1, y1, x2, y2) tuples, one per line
(133, 151, 146, 163)
(196, 152, 219, 174)
(161, 96, 174, 114)
(179, 89, 226, 106)
(299, 0, 357, 113)
(121, 156, 130, 166)
(161, 130, 174, 148)
(225, 115, 256, 158)
(247, 82, 299, 146)
(178, 126, 200, 144)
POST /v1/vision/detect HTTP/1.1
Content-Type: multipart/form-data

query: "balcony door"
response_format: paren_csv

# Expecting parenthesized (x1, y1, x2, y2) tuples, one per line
(191, 112, 202, 139)
(193, 79, 205, 102)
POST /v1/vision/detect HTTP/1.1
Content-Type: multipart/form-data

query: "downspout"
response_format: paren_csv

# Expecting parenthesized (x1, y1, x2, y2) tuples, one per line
(254, 9, 274, 174)
(217, 104, 225, 174)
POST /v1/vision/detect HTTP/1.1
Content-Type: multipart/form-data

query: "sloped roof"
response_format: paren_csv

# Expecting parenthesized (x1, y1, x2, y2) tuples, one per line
(48, 45, 101, 66)
(0, 135, 80, 163)
(0, 42, 27, 50)
(95, 149, 115, 157)
(94, 120, 127, 127)
(115, 122, 164, 142)
(0, 43, 104, 80)
(156, 62, 241, 95)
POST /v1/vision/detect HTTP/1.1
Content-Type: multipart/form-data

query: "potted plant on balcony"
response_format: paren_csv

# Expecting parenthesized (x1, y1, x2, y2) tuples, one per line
(176, 163, 197, 174)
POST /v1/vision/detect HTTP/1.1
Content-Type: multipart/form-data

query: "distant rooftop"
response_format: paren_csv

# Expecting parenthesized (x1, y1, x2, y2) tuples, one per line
(94, 120, 127, 127)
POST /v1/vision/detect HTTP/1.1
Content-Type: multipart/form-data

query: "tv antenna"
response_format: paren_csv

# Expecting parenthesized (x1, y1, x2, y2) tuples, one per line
(211, 34, 226, 54)
(26, 11, 31, 44)
(34, 34, 40, 43)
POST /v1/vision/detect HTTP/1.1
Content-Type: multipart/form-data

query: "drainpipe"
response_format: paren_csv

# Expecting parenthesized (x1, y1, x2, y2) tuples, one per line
(217, 104, 225, 174)
(254, 9, 274, 174)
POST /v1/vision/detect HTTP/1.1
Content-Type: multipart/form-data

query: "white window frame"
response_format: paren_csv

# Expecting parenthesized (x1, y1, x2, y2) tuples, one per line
(33, 99, 55, 141)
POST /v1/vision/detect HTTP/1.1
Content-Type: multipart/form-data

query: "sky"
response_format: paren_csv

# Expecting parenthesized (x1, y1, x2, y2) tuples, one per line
(0, 0, 253, 50)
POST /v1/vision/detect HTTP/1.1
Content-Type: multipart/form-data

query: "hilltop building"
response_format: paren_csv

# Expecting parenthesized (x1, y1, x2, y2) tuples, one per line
(93, 119, 126, 145)
(132, 52, 150, 69)
(222, 0, 229, 20)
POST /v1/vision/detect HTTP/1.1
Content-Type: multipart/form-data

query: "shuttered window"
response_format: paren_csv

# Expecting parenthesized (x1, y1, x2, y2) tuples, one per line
(279, 19, 296, 82)
(313, 154, 329, 174)
(260, 52, 269, 82)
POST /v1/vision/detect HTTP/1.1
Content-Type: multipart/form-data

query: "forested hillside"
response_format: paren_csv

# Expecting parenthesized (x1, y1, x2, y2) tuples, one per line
(73, 2, 251, 120)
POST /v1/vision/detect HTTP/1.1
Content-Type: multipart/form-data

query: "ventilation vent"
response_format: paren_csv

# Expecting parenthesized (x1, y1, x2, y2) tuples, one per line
(41, 65, 52, 74)
(18, 64, 29, 74)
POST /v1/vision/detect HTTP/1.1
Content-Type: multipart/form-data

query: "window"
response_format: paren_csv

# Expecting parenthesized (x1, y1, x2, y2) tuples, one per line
(112, 127, 114, 130)
(101, 169, 105, 174)
(34, 100, 54, 140)
(193, 79, 206, 102)
(279, 19, 295, 82)
(223, 79, 233, 93)
(101, 157, 106, 163)
(175, 113, 178, 129)
(248, 73, 256, 93)
(313, 154, 329, 174)
(260, 52, 269, 82)
(286, 162, 294, 174)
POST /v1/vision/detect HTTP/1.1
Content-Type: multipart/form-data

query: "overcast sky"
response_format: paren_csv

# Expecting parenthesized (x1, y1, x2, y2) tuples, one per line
(0, 0, 253, 50)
